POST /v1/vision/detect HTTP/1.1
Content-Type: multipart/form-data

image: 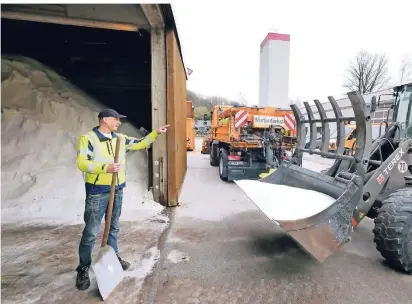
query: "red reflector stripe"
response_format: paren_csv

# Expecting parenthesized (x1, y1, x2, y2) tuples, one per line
(228, 155, 241, 160)
(351, 217, 357, 227)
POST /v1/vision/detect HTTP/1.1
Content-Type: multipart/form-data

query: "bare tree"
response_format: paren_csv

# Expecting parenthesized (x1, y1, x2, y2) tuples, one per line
(343, 50, 390, 94)
(399, 53, 412, 84)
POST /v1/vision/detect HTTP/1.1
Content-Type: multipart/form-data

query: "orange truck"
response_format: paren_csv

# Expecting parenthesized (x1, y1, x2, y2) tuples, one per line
(186, 101, 195, 151)
(203, 104, 297, 181)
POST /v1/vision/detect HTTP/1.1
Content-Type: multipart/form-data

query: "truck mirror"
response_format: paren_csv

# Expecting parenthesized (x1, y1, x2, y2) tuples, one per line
(371, 96, 377, 113)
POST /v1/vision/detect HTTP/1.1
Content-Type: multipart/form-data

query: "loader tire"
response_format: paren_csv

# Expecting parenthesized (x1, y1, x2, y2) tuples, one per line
(373, 187, 412, 274)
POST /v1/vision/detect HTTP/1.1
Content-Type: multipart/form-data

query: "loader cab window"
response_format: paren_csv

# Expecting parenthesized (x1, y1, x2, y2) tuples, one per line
(394, 85, 412, 127)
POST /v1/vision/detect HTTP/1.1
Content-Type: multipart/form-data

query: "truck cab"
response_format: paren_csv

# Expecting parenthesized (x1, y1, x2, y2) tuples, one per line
(206, 105, 295, 181)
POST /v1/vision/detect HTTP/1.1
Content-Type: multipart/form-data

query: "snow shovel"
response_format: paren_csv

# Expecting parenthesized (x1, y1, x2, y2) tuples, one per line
(91, 136, 124, 301)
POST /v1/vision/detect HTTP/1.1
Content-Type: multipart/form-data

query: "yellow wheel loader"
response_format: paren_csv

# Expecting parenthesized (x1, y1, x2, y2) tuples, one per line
(236, 83, 412, 274)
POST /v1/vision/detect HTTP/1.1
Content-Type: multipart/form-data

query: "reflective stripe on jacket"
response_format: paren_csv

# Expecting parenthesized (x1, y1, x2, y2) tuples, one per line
(77, 127, 159, 195)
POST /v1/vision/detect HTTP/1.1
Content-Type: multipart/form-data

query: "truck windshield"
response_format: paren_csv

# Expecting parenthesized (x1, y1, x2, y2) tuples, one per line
(329, 127, 352, 139)
(330, 125, 385, 140)
(394, 85, 412, 126)
(345, 126, 353, 136)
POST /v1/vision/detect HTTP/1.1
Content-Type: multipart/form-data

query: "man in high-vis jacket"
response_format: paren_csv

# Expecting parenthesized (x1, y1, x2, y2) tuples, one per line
(75, 108, 169, 290)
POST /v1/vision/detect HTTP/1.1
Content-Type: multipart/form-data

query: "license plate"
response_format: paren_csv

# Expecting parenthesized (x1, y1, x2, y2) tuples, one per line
(230, 169, 245, 174)
(228, 161, 244, 166)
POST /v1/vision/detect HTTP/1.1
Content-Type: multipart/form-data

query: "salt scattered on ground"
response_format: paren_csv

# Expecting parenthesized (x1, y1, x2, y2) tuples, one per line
(235, 180, 336, 221)
(128, 246, 160, 280)
(1, 221, 169, 304)
(1, 55, 164, 225)
(167, 249, 190, 264)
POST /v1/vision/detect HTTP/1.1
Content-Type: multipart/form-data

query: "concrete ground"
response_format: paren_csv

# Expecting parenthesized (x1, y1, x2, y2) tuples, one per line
(138, 138, 412, 304)
(1, 214, 169, 304)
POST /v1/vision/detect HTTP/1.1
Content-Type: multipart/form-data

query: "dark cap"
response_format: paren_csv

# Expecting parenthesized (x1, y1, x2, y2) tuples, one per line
(98, 109, 126, 119)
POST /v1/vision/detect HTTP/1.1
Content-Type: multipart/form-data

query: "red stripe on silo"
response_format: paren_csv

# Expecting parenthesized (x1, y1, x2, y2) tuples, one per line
(260, 32, 290, 49)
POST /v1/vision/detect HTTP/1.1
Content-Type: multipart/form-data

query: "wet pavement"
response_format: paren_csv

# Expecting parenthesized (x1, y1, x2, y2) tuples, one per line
(1, 215, 169, 304)
(139, 138, 412, 304)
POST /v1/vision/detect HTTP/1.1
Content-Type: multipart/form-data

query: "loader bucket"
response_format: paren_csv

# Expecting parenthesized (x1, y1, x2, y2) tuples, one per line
(235, 91, 373, 262)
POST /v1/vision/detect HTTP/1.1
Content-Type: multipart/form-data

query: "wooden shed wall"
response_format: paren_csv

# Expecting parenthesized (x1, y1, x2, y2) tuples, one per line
(166, 29, 187, 206)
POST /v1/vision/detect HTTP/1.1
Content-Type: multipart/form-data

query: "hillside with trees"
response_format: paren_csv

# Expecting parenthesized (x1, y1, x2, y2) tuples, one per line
(187, 89, 246, 120)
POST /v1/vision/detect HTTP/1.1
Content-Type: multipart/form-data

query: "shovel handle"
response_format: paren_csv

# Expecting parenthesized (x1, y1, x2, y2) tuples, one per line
(101, 136, 122, 248)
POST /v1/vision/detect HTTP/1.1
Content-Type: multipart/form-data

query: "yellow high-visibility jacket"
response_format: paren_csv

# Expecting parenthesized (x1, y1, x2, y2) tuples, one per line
(77, 127, 159, 195)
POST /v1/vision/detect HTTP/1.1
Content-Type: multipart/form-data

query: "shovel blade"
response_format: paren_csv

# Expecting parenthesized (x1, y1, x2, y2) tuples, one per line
(92, 245, 124, 300)
(235, 163, 363, 262)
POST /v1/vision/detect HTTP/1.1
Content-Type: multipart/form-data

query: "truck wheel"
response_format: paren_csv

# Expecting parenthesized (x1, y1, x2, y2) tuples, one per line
(219, 149, 229, 181)
(373, 188, 412, 274)
(210, 145, 219, 166)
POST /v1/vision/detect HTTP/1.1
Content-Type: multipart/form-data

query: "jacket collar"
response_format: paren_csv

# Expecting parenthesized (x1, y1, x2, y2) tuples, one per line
(92, 127, 119, 142)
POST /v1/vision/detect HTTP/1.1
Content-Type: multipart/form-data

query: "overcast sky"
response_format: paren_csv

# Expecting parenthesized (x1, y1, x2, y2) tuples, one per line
(172, 0, 412, 105)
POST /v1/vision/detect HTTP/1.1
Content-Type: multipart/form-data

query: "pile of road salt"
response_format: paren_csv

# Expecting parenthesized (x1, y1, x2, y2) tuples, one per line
(1, 56, 163, 225)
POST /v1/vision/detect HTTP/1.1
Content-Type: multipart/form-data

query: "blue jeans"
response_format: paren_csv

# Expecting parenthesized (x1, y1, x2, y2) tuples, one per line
(76, 189, 123, 271)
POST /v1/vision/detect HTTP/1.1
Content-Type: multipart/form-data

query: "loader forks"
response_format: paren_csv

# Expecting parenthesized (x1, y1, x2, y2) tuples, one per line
(236, 86, 412, 274)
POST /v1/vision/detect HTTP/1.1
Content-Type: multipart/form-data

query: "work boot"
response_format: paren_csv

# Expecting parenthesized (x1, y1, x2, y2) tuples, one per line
(117, 254, 130, 270)
(76, 266, 90, 290)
